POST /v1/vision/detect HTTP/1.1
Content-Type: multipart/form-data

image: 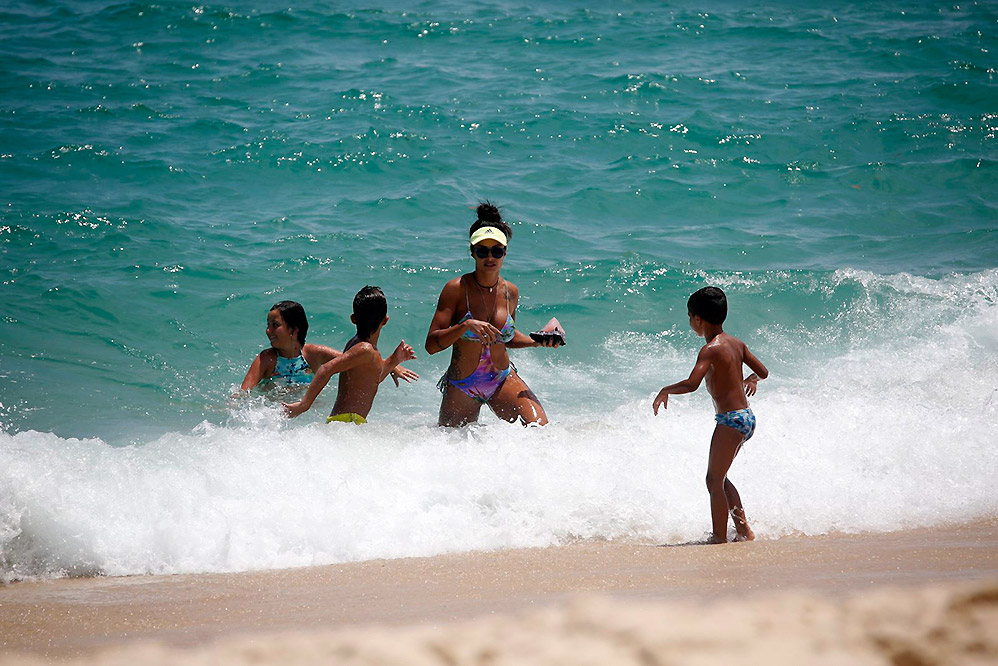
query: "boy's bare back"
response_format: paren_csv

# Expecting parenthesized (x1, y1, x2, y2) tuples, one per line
(331, 340, 385, 418)
(698, 332, 759, 414)
(652, 289, 767, 418)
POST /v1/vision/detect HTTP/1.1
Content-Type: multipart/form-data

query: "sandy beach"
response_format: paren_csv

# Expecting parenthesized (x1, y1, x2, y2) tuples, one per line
(1, 518, 996, 664)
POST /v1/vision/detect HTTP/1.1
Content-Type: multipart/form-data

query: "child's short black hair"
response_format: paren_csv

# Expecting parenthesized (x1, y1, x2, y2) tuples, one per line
(688, 286, 727, 325)
(353, 286, 387, 339)
(271, 300, 308, 346)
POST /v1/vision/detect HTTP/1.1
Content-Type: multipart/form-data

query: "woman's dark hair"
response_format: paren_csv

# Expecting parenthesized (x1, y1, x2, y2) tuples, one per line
(687, 287, 727, 325)
(468, 201, 513, 240)
(271, 300, 308, 346)
(353, 286, 387, 340)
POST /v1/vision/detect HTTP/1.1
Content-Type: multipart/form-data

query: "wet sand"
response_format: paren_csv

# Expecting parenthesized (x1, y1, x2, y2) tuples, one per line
(1, 518, 996, 664)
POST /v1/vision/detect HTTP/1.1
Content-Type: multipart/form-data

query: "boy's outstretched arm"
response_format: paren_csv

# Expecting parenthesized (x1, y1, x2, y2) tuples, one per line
(653, 347, 713, 415)
(283, 346, 372, 418)
(741, 345, 769, 397)
(380, 340, 417, 383)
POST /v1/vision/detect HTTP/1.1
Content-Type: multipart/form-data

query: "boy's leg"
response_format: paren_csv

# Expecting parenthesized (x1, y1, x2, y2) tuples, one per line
(705, 425, 745, 543)
(723, 478, 754, 541)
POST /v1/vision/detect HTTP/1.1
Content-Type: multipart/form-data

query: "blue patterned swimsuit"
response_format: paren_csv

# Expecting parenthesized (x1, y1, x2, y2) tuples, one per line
(269, 353, 314, 386)
(715, 407, 756, 442)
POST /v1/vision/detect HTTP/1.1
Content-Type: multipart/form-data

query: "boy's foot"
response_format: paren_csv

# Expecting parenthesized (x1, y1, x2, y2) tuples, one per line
(733, 522, 755, 541)
(730, 508, 754, 541)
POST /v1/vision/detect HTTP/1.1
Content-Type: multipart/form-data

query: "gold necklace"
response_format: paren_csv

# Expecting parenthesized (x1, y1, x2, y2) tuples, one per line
(472, 275, 500, 324)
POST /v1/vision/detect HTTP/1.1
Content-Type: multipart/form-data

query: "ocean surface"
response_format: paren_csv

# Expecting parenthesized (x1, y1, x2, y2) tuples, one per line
(1, 1, 996, 580)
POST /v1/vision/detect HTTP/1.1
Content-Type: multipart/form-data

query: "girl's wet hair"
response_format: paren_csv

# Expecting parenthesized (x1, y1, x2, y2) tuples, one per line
(687, 287, 727, 325)
(353, 286, 387, 340)
(469, 201, 513, 240)
(271, 300, 308, 346)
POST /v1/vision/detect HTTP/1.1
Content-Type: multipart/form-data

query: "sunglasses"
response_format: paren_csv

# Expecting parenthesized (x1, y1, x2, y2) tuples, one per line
(472, 245, 506, 259)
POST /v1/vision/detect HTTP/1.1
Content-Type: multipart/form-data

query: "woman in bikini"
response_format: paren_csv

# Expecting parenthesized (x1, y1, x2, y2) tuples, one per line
(425, 203, 565, 427)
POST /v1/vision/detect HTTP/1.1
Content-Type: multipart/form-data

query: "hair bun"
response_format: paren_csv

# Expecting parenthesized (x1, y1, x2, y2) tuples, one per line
(476, 202, 502, 223)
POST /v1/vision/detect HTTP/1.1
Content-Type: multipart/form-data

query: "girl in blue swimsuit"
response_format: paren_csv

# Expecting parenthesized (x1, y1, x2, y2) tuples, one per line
(425, 203, 565, 427)
(240, 300, 418, 392)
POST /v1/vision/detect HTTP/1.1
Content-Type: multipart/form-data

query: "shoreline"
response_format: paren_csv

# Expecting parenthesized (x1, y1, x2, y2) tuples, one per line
(2, 518, 996, 661)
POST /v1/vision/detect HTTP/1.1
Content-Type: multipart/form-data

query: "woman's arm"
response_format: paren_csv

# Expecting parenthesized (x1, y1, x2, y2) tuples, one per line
(506, 330, 539, 348)
(504, 283, 562, 348)
(425, 279, 500, 353)
(425, 280, 463, 354)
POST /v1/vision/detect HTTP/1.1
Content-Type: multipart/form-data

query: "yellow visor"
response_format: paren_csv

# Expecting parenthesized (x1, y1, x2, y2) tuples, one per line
(469, 226, 507, 247)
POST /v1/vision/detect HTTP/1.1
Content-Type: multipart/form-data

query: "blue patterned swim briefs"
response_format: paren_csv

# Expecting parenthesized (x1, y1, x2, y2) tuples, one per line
(715, 408, 756, 442)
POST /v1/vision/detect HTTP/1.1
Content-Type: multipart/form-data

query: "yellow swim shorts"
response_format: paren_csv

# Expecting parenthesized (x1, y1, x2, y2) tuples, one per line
(327, 412, 367, 425)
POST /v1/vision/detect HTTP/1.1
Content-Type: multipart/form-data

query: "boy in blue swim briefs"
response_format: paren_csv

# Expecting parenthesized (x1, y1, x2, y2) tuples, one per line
(653, 286, 769, 544)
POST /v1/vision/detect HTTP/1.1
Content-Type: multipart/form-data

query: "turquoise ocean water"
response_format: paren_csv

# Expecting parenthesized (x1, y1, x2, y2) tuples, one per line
(2, 1, 997, 579)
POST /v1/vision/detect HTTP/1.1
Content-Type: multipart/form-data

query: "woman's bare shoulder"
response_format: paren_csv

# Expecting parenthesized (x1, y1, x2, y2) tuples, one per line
(437, 275, 466, 300)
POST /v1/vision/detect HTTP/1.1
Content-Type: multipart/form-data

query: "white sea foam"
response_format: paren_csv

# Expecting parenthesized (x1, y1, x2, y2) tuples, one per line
(2, 270, 997, 581)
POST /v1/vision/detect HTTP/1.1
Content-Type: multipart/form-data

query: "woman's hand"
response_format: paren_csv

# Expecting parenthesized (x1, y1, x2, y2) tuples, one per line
(535, 317, 566, 347)
(463, 319, 502, 345)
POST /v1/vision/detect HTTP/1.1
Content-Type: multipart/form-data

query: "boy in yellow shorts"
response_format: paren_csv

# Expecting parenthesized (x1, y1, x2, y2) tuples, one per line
(284, 286, 416, 424)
